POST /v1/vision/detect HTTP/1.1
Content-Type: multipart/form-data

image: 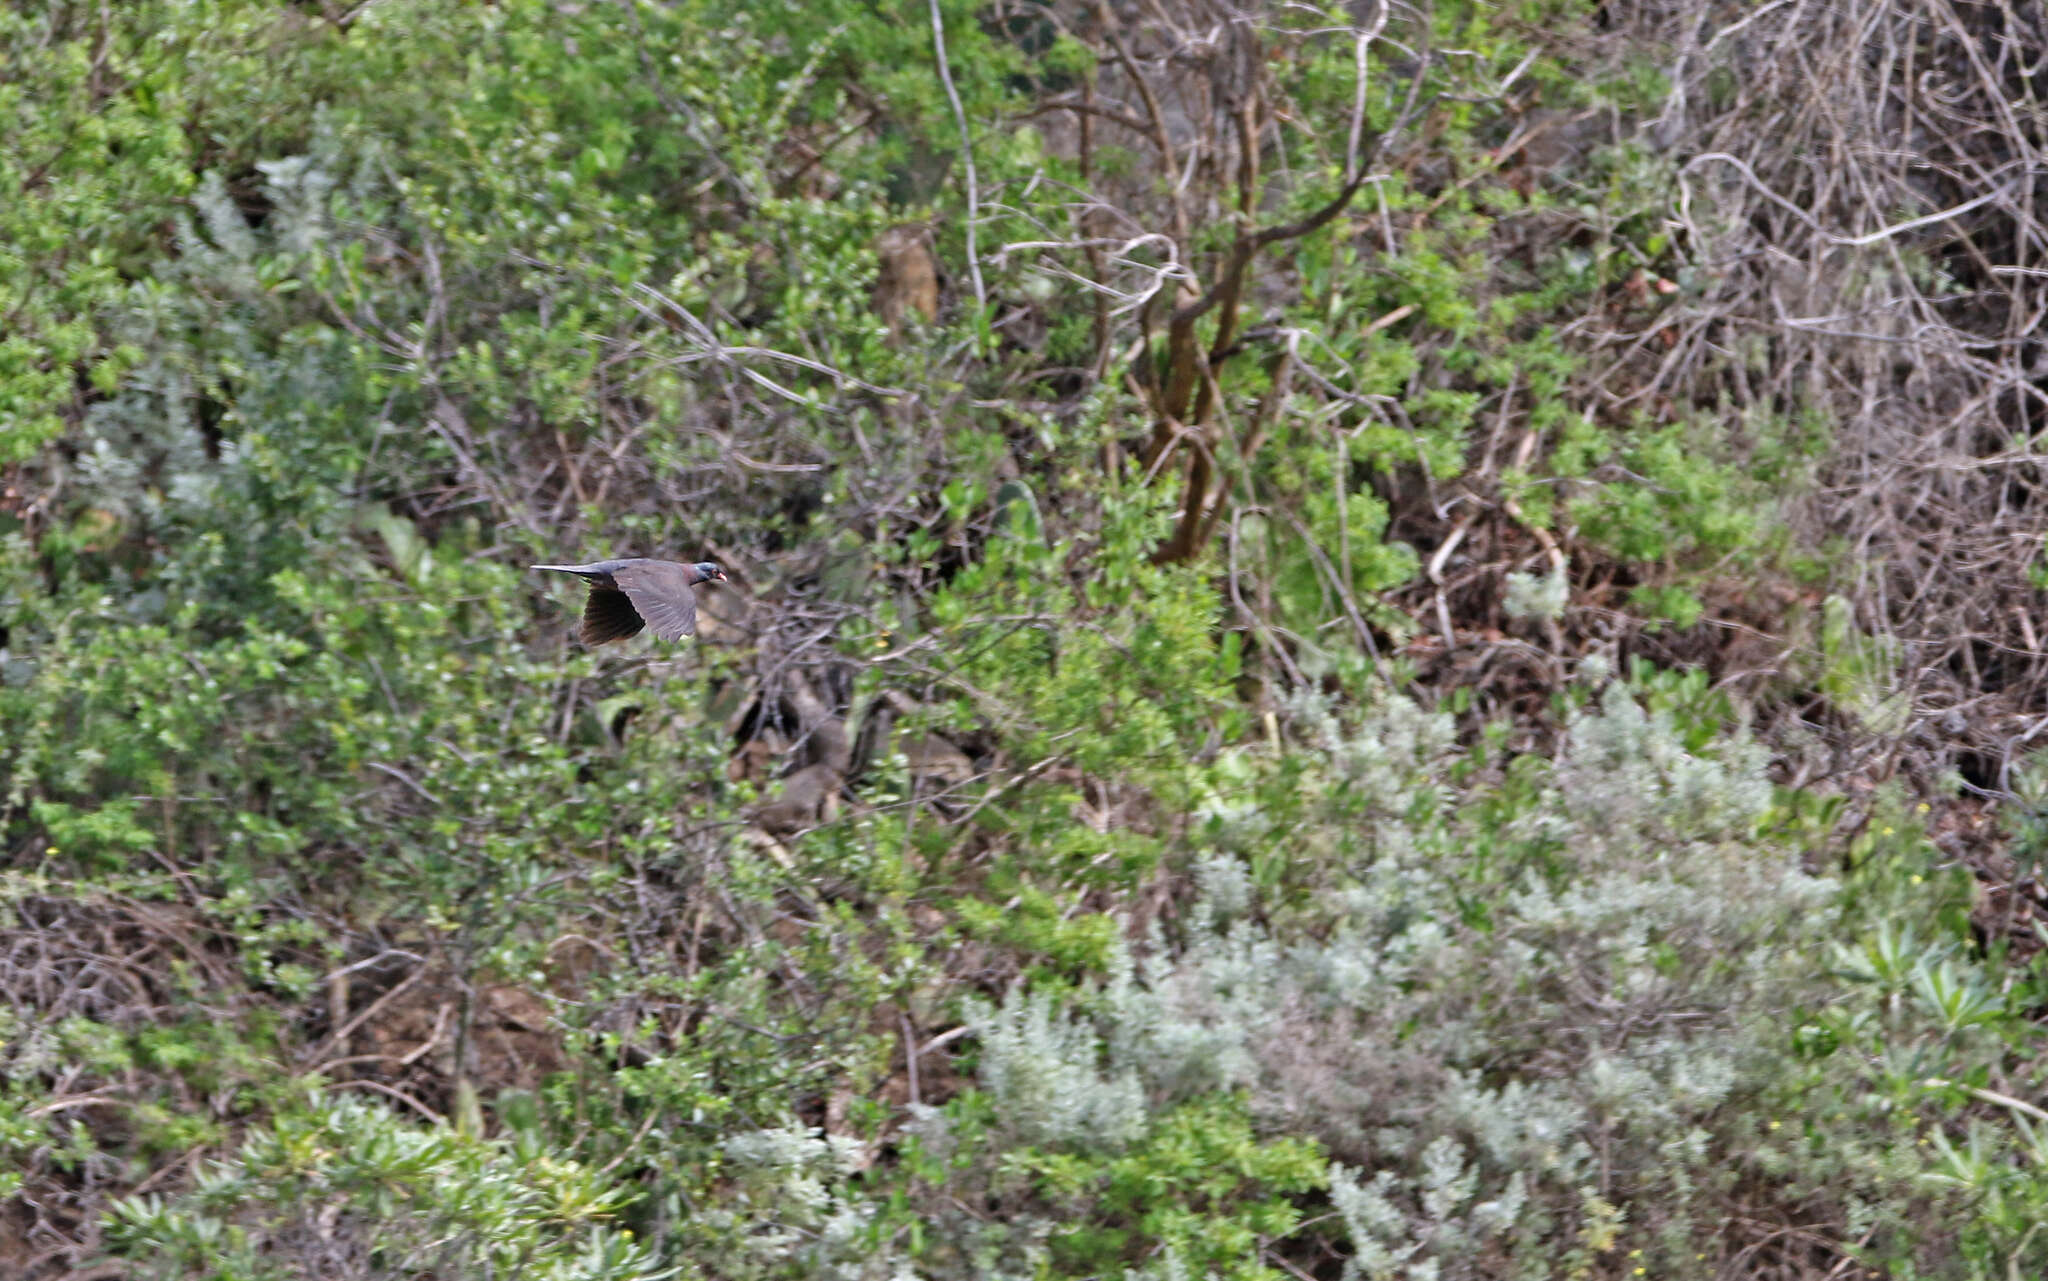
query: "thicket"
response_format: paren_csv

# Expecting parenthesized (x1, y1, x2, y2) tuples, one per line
(3, 0, 2046, 1277)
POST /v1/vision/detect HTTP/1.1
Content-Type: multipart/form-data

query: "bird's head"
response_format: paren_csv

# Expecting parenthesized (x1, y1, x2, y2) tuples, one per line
(692, 561, 729, 586)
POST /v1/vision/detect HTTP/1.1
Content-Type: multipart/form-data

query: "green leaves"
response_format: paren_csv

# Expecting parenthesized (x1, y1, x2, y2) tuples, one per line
(0, 1, 2034, 1277)
(1818, 593, 1911, 736)
(0, 6, 192, 462)
(107, 1092, 672, 1281)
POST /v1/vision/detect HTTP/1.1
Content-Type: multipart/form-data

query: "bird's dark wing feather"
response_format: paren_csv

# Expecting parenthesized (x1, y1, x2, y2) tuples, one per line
(612, 560, 699, 641)
(581, 588, 647, 645)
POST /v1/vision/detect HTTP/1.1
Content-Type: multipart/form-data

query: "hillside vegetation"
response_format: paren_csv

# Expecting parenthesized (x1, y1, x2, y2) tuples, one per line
(4, 0, 2048, 1277)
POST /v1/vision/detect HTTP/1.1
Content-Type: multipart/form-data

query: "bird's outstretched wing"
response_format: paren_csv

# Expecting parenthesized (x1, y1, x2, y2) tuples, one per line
(611, 560, 699, 641)
(580, 587, 647, 645)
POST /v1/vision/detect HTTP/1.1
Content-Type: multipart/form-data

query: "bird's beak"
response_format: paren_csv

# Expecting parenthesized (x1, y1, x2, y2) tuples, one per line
(713, 570, 729, 583)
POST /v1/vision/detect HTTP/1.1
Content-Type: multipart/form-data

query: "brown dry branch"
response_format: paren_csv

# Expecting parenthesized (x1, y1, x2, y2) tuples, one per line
(1596, 0, 2047, 787)
(992, 0, 1435, 565)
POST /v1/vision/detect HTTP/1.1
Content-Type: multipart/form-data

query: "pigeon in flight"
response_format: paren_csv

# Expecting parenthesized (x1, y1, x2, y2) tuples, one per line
(532, 559, 728, 645)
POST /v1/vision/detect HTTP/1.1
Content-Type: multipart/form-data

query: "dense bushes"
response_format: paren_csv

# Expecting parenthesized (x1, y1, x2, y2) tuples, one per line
(5, 0, 2047, 1277)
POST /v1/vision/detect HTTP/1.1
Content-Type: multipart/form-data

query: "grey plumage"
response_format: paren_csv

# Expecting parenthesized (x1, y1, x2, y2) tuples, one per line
(531, 558, 727, 645)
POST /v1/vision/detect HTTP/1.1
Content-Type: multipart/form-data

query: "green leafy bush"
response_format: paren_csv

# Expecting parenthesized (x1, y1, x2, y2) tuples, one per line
(4, 1, 2043, 1279)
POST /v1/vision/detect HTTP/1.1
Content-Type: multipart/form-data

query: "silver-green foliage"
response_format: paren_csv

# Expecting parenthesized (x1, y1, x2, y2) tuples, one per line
(942, 681, 1849, 1277)
(699, 1127, 914, 1281)
(970, 990, 1148, 1150)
